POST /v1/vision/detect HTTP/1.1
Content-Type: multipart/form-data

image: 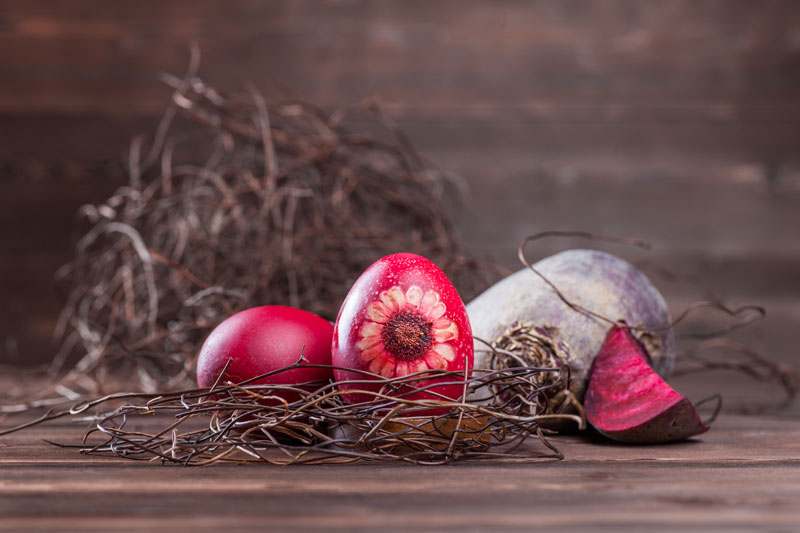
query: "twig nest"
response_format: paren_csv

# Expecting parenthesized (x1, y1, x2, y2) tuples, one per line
(488, 322, 581, 416)
(468, 249, 675, 401)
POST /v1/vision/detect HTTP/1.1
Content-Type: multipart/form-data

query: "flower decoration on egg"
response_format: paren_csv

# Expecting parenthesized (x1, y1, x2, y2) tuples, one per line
(357, 285, 459, 378)
(332, 252, 473, 405)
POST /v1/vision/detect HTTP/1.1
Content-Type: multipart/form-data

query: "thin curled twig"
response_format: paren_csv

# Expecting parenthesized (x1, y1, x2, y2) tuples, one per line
(674, 338, 798, 414)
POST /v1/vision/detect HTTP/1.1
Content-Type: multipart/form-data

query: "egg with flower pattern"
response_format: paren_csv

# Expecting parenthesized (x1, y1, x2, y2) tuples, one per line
(332, 253, 473, 405)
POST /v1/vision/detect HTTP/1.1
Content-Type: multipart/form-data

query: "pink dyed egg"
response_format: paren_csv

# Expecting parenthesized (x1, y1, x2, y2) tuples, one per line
(196, 305, 333, 399)
(332, 253, 473, 404)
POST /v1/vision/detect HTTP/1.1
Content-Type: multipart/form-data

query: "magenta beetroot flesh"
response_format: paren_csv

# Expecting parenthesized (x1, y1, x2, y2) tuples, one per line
(585, 325, 708, 444)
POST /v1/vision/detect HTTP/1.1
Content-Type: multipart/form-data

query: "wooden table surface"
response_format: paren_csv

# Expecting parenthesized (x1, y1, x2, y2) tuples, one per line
(1, 413, 799, 532)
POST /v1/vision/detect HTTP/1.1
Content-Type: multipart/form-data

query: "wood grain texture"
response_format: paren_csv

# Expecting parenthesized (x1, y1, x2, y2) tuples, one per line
(0, 2, 798, 367)
(2, 1, 800, 113)
(0, 414, 798, 531)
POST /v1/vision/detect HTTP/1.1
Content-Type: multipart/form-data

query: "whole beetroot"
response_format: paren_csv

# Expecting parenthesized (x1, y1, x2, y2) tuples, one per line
(468, 249, 674, 401)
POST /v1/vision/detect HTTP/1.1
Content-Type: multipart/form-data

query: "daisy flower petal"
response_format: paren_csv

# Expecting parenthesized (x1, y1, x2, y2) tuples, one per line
(369, 358, 385, 374)
(405, 285, 423, 308)
(433, 320, 458, 343)
(380, 360, 396, 377)
(433, 343, 456, 362)
(356, 335, 382, 351)
(419, 289, 440, 317)
(360, 343, 385, 361)
(433, 317, 452, 329)
(425, 352, 446, 370)
(366, 301, 391, 323)
(379, 286, 406, 313)
(395, 361, 409, 376)
(428, 302, 447, 320)
(359, 321, 383, 338)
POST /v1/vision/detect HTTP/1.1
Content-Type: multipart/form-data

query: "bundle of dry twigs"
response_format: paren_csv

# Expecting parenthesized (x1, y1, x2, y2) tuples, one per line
(2, 356, 582, 465)
(47, 50, 494, 398)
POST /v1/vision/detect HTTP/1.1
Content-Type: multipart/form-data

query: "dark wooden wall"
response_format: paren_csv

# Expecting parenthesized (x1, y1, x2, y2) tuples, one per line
(2, 1, 799, 366)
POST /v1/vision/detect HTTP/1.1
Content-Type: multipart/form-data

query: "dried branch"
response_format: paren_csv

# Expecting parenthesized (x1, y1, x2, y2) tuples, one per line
(1, 362, 580, 466)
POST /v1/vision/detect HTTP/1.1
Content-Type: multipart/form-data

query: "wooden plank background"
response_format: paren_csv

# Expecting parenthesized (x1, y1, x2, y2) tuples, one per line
(0, 0, 799, 370)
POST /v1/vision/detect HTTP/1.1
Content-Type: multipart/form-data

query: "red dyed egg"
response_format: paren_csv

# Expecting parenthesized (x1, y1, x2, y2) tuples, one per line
(332, 253, 473, 404)
(196, 306, 333, 396)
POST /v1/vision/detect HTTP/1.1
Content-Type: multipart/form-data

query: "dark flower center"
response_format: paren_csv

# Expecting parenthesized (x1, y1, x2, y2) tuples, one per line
(382, 311, 433, 361)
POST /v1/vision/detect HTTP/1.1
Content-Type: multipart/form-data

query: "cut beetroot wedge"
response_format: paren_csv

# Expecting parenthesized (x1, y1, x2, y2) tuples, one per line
(584, 325, 709, 444)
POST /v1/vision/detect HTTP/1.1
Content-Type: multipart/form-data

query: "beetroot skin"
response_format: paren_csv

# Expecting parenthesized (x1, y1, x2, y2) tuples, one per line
(585, 325, 708, 444)
(468, 249, 675, 401)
